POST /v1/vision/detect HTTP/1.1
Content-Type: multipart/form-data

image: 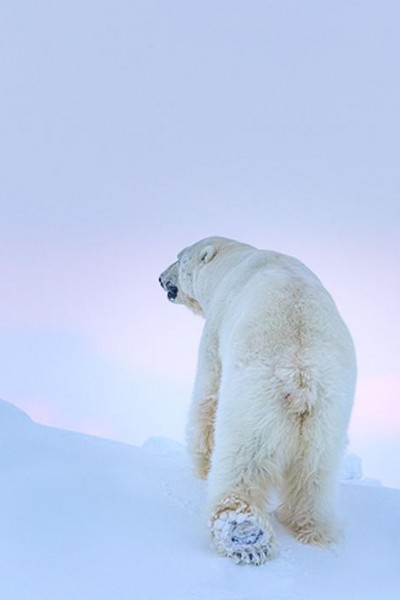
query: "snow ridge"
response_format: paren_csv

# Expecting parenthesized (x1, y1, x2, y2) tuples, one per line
(1, 399, 399, 600)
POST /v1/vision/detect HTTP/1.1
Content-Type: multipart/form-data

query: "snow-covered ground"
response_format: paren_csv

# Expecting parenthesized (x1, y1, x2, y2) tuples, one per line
(1, 398, 399, 600)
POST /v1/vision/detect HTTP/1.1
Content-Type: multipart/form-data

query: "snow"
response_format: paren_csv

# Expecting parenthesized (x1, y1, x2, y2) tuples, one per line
(1, 398, 399, 600)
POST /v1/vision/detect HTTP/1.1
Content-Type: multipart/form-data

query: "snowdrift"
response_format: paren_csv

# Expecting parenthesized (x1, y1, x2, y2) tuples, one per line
(0, 399, 399, 600)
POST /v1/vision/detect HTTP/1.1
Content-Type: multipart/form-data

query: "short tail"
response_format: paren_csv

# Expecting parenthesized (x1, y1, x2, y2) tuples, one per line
(275, 366, 319, 415)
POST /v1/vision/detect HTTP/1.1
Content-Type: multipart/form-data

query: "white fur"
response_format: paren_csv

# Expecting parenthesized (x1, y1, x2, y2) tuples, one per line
(160, 237, 356, 564)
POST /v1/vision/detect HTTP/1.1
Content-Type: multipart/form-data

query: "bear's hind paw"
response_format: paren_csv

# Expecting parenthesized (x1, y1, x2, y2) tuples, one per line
(210, 506, 274, 566)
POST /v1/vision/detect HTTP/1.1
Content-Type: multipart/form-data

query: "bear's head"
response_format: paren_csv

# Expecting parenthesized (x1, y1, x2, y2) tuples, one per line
(159, 239, 221, 315)
(159, 237, 244, 316)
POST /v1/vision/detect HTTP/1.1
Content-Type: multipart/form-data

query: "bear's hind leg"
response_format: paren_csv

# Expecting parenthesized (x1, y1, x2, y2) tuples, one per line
(206, 369, 286, 564)
(277, 420, 343, 547)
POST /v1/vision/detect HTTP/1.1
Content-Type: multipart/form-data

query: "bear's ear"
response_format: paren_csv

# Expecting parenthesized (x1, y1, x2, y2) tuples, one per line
(200, 245, 217, 264)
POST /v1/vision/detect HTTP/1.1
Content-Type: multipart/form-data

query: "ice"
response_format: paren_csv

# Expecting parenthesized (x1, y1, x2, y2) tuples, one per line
(340, 452, 363, 481)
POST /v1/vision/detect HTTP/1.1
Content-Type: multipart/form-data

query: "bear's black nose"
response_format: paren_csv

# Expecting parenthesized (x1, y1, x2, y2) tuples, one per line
(167, 285, 178, 300)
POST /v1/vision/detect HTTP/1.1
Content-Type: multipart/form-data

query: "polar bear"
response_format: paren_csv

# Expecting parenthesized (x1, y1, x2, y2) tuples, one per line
(159, 237, 356, 565)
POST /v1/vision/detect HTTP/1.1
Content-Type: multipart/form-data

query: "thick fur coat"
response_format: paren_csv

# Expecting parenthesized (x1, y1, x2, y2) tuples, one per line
(160, 237, 356, 565)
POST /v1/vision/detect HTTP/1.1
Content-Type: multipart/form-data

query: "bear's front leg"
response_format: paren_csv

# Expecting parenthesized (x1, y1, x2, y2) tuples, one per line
(186, 329, 221, 479)
(187, 396, 217, 478)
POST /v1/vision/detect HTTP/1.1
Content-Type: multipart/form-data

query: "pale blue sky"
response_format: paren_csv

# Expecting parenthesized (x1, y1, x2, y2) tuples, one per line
(1, 1, 399, 486)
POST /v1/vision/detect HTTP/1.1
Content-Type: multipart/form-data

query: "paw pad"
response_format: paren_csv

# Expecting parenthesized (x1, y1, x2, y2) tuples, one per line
(210, 504, 274, 566)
